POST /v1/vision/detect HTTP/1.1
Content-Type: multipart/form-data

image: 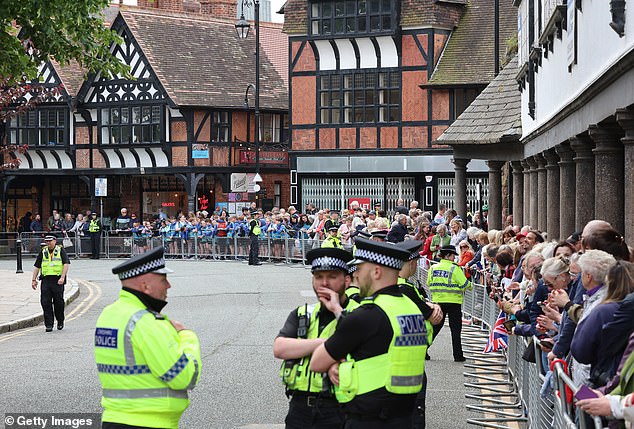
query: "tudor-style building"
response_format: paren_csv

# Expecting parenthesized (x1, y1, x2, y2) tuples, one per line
(1, 3, 289, 230)
(281, 0, 516, 213)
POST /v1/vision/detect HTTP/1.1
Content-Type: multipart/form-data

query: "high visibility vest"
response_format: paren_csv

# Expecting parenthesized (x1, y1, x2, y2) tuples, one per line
(427, 259, 472, 304)
(335, 293, 430, 403)
(41, 245, 64, 276)
(397, 277, 424, 301)
(89, 219, 100, 233)
(250, 220, 261, 236)
(345, 286, 360, 300)
(281, 300, 359, 393)
(94, 290, 201, 429)
(321, 236, 342, 249)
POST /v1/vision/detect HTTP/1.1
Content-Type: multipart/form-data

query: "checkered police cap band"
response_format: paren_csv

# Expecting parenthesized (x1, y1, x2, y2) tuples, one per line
(354, 248, 404, 270)
(312, 256, 349, 272)
(117, 257, 167, 280)
(348, 264, 358, 274)
(408, 251, 420, 261)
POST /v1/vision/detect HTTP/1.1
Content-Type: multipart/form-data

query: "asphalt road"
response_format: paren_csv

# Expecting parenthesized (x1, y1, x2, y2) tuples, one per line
(0, 258, 467, 429)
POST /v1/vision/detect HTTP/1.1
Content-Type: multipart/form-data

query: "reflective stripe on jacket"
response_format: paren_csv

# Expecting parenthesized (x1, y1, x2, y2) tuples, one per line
(41, 245, 64, 276)
(94, 290, 201, 428)
(335, 293, 430, 403)
(427, 259, 472, 304)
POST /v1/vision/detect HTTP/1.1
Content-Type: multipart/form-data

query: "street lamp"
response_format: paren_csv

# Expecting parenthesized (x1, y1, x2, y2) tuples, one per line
(236, 1, 263, 198)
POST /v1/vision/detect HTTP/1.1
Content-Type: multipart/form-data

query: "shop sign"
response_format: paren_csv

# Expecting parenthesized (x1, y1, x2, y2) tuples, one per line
(192, 144, 209, 159)
(239, 150, 288, 165)
(228, 192, 249, 202)
(348, 198, 371, 210)
(162, 202, 176, 207)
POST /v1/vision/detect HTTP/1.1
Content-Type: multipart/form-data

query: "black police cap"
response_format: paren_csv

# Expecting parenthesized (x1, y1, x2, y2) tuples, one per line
(349, 237, 410, 270)
(112, 247, 173, 280)
(396, 240, 424, 261)
(306, 248, 353, 273)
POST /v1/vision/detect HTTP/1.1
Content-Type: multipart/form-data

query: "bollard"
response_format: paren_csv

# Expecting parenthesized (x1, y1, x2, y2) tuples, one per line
(16, 239, 23, 274)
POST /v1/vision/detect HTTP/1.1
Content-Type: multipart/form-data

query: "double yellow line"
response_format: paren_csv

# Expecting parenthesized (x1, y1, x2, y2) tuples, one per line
(0, 279, 102, 344)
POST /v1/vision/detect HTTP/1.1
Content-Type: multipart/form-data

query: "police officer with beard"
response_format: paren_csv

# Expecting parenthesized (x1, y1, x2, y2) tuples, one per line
(275, 248, 358, 429)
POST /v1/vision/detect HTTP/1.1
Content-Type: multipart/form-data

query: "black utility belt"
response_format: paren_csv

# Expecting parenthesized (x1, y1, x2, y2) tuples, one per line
(290, 393, 339, 408)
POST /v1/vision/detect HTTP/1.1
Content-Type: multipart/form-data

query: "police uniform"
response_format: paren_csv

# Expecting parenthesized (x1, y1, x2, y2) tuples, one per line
(33, 236, 70, 332)
(395, 241, 436, 429)
(427, 245, 472, 361)
(94, 247, 201, 429)
(249, 211, 262, 265)
(345, 264, 361, 302)
(89, 213, 101, 259)
(321, 226, 343, 249)
(322, 238, 431, 429)
(277, 248, 357, 429)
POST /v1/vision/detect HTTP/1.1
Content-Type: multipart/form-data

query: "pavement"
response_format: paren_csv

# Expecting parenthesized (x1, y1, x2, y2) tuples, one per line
(0, 268, 80, 333)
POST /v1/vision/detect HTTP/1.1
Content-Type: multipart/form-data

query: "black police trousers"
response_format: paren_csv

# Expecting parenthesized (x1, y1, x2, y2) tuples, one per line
(285, 396, 344, 429)
(431, 302, 464, 360)
(344, 414, 412, 429)
(411, 372, 428, 429)
(41, 276, 64, 329)
(249, 235, 259, 264)
(91, 231, 100, 259)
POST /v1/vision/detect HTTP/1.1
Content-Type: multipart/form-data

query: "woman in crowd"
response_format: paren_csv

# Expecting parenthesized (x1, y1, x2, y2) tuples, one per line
(430, 223, 451, 260)
(449, 218, 467, 252)
(421, 224, 436, 261)
(457, 240, 475, 268)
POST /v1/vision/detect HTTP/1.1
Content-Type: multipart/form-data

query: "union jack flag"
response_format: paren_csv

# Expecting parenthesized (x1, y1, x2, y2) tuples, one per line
(483, 311, 509, 353)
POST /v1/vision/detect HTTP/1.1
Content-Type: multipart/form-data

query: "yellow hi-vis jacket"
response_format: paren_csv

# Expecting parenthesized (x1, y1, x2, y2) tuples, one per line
(281, 299, 359, 393)
(94, 290, 201, 429)
(41, 245, 64, 276)
(427, 259, 472, 304)
(335, 293, 430, 403)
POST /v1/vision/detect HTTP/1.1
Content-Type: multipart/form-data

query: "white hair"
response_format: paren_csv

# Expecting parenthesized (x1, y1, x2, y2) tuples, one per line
(578, 249, 616, 284)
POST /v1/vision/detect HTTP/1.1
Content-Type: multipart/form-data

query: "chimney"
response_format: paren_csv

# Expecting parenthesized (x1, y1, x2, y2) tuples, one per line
(137, 0, 184, 12)
(199, 0, 237, 19)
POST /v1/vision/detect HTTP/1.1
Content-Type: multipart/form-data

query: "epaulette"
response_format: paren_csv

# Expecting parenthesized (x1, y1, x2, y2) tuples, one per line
(148, 309, 166, 320)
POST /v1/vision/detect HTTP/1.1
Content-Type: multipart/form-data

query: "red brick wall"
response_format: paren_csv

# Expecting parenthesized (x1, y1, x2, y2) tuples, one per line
(172, 146, 188, 166)
(402, 127, 426, 149)
(211, 146, 229, 166)
(76, 149, 89, 169)
(380, 127, 398, 149)
(292, 41, 316, 72)
(319, 128, 336, 149)
(232, 111, 249, 142)
(292, 129, 315, 151)
(359, 127, 377, 149)
(291, 76, 316, 125)
(138, 0, 183, 11)
(92, 150, 107, 169)
(75, 125, 90, 145)
(260, 173, 290, 208)
(402, 71, 425, 122)
(434, 33, 449, 66)
(200, 0, 236, 19)
(402, 34, 428, 67)
(431, 126, 450, 146)
(339, 128, 356, 150)
(194, 111, 210, 142)
(171, 120, 187, 142)
(432, 89, 450, 121)
(194, 157, 209, 167)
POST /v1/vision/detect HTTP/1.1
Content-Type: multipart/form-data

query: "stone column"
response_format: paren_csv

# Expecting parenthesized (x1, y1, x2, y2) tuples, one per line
(511, 161, 524, 227)
(452, 158, 470, 220)
(543, 149, 560, 240)
(526, 156, 539, 229)
(535, 154, 548, 233)
(555, 142, 576, 239)
(569, 135, 595, 231)
(589, 124, 625, 234)
(616, 108, 634, 243)
(521, 159, 531, 227)
(486, 161, 505, 230)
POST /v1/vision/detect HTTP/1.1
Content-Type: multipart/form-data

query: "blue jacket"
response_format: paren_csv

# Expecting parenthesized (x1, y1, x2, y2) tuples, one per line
(552, 276, 584, 358)
(514, 280, 548, 337)
(571, 302, 620, 366)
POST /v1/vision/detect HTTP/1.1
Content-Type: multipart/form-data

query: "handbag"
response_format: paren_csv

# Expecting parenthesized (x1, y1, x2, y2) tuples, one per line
(62, 234, 73, 248)
(522, 338, 536, 363)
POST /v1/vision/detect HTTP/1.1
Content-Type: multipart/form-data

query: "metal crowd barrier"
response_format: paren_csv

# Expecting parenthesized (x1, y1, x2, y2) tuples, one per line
(437, 267, 602, 429)
(14, 231, 327, 265)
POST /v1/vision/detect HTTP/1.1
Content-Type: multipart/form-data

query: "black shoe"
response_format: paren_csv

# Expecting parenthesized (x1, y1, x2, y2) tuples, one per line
(454, 357, 466, 362)
(45, 327, 53, 332)
(57, 322, 64, 330)
(425, 353, 431, 361)
(253, 262, 262, 266)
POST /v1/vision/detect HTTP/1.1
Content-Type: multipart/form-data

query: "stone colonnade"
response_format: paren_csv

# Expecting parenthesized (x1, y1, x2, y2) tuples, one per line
(452, 109, 634, 242)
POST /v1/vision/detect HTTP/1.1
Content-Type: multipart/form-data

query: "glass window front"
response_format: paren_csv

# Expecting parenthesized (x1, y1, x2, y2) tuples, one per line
(100, 105, 162, 144)
(310, 0, 393, 36)
(8, 108, 67, 146)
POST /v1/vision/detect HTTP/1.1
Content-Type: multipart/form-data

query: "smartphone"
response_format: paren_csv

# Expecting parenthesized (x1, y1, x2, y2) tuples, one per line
(502, 319, 516, 333)
(575, 385, 599, 401)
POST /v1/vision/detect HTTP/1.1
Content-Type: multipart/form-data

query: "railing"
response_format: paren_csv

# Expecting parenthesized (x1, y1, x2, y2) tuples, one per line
(12, 231, 334, 263)
(436, 262, 603, 429)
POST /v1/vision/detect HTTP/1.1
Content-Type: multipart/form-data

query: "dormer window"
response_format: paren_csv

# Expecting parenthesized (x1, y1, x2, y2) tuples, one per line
(310, 0, 395, 36)
(99, 105, 162, 144)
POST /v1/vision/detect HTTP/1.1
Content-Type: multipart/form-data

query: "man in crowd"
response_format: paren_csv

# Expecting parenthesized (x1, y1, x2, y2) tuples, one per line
(274, 248, 358, 429)
(94, 247, 201, 429)
(31, 235, 70, 332)
(248, 210, 262, 266)
(387, 214, 409, 243)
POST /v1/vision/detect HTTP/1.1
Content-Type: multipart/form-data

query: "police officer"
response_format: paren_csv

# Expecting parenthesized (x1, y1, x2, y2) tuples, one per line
(311, 237, 431, 429)
(396, 240, 444, 429)
(275, 248, 358, 429)
(94, 247, 201, 429)
(249, 210, 262, 265)
(88, 212, 101, 259)
(31, 235, 70, 332)
(321, 226, 342, 249)
(427, 245, 472, 362)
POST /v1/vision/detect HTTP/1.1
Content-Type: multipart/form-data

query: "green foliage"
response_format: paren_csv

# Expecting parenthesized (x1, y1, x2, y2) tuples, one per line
(0, 0, 128, 85)
(502, 35, 518, 67)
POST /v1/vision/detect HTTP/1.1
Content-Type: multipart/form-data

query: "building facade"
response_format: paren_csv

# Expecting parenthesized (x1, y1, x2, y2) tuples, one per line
(443, 0, 634, 242)
(282, 0, 516, 213)
(1, 3, 289, 230)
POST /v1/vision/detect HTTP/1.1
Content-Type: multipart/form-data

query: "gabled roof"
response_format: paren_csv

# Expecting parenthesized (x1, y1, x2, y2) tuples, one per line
(437, 56, 521, 145)
(121, 9, 287, 110)
(52, 61, 86, 97)
(427, 0, 517, 86)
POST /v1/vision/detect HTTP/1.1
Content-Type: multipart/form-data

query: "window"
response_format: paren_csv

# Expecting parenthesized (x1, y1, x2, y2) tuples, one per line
(452, 88, 481, 119)
(8, 108, 67, 146)
(259, 113, 287, 143)
(274, 181, 282, 208)
(310, 0, 394, 36)
(100, 105, 162, 144)
(319, 70, 400, 124)
(211, 111, 230, 142)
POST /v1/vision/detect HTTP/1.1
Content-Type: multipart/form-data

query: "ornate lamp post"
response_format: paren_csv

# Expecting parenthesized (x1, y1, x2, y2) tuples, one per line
(236, 1, 263, 198)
